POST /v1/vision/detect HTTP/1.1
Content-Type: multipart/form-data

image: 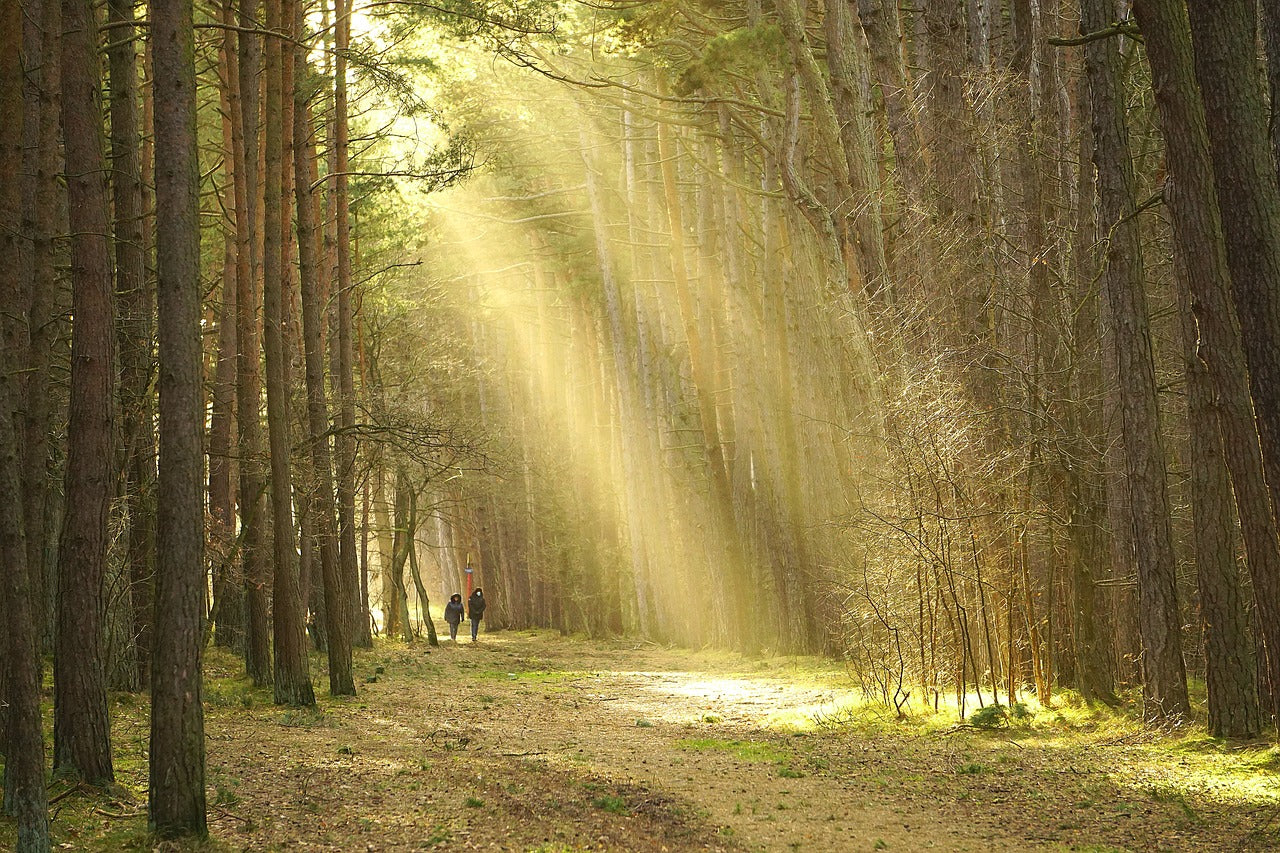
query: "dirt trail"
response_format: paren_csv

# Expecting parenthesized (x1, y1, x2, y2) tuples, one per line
(197, 631, 1277, 852)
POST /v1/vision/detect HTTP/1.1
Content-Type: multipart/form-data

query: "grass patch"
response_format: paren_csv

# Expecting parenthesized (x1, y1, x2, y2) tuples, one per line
(675, 737, 789, 763)
(591, 794, 629, 814)
(474, 667, 593, 684)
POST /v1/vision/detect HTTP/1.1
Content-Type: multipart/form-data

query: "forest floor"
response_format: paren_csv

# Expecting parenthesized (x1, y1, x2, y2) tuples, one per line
(7, 628, 1280, 851)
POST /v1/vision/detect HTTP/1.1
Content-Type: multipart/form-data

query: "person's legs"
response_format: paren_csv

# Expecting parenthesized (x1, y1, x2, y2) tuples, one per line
(470, 618, 479, 641)
(448, 621, 458, 641)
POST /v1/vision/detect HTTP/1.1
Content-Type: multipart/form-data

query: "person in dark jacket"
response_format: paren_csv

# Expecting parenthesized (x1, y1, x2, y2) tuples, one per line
(444, 593, 464, 641)
(467, 588, 487, 641)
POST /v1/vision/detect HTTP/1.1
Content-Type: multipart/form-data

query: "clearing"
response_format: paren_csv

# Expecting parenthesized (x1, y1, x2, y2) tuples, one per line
(17, 630, 1280, 851)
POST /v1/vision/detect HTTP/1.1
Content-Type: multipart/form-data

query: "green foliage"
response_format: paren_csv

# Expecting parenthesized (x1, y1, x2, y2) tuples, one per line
(591, 794, 628, 814)
(205, 678, 261, 709)
(213, 782, 241, 807)
(968, 704, 1010, 729)
(676, 737, 789, 763)
(676, 25, 786, 94)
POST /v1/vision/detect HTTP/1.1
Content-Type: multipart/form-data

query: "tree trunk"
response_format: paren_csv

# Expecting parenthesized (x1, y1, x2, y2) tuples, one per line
(149, 0, 209, 830)
(1, 5, 51, 841)
(373, 459, 399, 636)
(406, 489, 439, 646)
(1133, 0, 1276, 735)
(295, 10, 355, 695)
(265, 0, 314, 707)
(653, 90, 745, 647)
(108, 0, 155, 693)
(55, 0, 117, 783)
(1185, 0, 1280, 730)
(235, 0, 270, 686)
(209, 0, 241, 651)
(391, 469, 414, 642)
(1175, 258, 1261, 738)
(1081, 0, 1188, 722)
(22, 0, 63, 658)
(332, 0, 368, 649)
(821, 0, 888, 297)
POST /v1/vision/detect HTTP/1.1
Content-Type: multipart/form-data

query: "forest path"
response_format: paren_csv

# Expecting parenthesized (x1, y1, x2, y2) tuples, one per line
(197, 630, 1275, 852)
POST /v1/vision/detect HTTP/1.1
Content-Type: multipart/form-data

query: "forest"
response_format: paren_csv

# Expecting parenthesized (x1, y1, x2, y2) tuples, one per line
(2, 0, 1280, 846)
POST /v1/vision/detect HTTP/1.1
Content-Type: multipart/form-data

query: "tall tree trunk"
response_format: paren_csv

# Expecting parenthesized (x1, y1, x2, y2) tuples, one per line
(857, 0, 927, 211)
(108, 0, 154, 692)
(1017, 0, 1113, 702)
(1134, 0, 1277, 734)
(372, 458, 399, 637)
(149, 0, 209, 830)
(1185, 0, 1280, 729)
(23, 0, 63, 658)
(333, 0, 368, 648)
(235, 0, 270, 686)
(822, 0, 888, 297)
(265, 0, 315, 707)
(209, 0, 241, 650)
(653, 94, 745, 647)
(406, 488, 439, 646)
(390, 469, 414, 643)
(1081, 0, 1188, 722)
(295, 13, 355, 695)
(1, 4, 51, 841)
(55, 0, 117, 783)
(1174, 260, 1261, 738)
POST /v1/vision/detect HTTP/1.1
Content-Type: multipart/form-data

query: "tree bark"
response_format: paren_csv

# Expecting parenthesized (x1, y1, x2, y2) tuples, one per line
(108, 0, 155, 693)
(1133, 0, 1276, 735)
(55, 0, 117, 783)
(333, 0, 369, 649)
(1, 3, 51, 841)
(406, 488, 439, 646)
(22, 0, 62, 659)
(149, 0, 209, 830)
(235, 0, 271, 686)
(373, 459, 399, 637)
(391, 469, 414, 642)
(209, 0, 241, 651)
(653, 88, 747, 647)
(1174, 257, 1261, 738)
(295, 10, 355, 694)
(822, 0, 888, 297)
(1081, 0, 1188, 722)
(1185, 0, 1280, 729)
(265, 0, 315, 707)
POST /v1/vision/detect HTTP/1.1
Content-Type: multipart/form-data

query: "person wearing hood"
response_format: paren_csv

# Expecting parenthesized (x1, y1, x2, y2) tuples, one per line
(444, 593, 465, 641)
(467, 588, 487, 642)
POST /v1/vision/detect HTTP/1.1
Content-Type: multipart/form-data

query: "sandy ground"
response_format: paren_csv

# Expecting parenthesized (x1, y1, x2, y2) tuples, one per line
(180, 629, 1278, 852)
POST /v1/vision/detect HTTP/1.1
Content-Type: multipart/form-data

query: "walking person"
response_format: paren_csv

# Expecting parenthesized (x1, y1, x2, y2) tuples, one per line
(467, 588, 486, 642)
(444, 593, 464, 641)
